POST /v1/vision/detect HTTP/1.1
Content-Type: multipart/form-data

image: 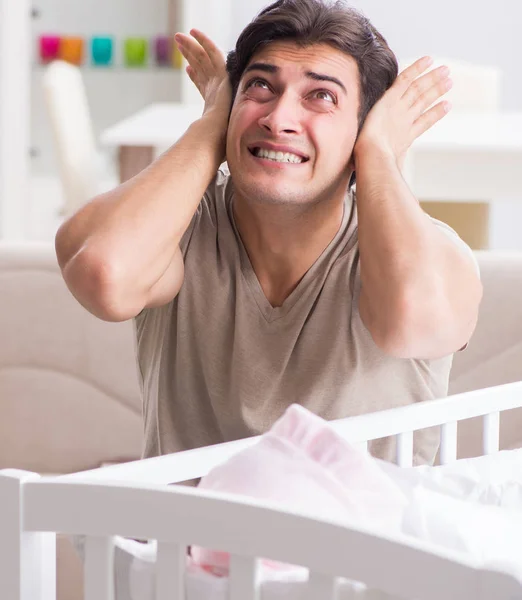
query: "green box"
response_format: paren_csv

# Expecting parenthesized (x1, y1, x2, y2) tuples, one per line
(124, 37, 148, 67)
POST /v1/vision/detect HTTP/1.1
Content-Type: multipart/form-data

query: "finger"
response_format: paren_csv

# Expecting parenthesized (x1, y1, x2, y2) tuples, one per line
(186, 64, 201, 89)
(412, 101, 451, 139)
(189, 28, 226, 72)
(186, 65, 205, 99)
(175, 33, 211, 74)
(394, 56, 434, 95)
(175, 35, 206, 66)
(410, 75, 452, 117)
(186, 65, 196, 83)
(402, 65, 451, 107)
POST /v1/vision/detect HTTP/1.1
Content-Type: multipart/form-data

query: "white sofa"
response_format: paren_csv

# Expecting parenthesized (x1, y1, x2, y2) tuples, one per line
(1, 242, 522, 599)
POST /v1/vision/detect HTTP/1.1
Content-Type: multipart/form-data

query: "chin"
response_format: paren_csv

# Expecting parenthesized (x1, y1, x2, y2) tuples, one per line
(240, 180, 311, 206)
(231, 170, 305, 206)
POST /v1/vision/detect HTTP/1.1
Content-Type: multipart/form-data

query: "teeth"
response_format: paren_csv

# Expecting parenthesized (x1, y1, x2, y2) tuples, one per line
(255, 148, 304, 164)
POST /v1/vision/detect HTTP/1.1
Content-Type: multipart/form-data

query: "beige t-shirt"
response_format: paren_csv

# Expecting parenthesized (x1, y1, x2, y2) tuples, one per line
(135, 168, 472, 465)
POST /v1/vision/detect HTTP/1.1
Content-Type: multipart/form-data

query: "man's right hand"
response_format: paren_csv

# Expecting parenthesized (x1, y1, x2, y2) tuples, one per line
(174, 29, 232, 138)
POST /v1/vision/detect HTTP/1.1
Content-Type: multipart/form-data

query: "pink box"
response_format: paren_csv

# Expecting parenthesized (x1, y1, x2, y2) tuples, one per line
(39, 35, 61, 63)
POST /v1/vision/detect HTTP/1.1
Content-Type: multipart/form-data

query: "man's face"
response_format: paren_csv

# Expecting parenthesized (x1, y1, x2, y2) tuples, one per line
(226, 41, 360, 207)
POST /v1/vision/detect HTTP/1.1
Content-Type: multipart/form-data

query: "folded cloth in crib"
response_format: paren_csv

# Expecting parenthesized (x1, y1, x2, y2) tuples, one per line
(412, 450, 522, 506)
(399, 451, 522, 580)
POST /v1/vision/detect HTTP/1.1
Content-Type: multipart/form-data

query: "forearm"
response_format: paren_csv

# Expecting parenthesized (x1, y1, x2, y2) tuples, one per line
(56, 114, 225, 305)
(355, 144, 481, 357)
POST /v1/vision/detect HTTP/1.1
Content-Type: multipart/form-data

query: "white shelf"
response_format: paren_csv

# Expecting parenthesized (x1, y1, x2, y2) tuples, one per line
(32, 64, 184, 73)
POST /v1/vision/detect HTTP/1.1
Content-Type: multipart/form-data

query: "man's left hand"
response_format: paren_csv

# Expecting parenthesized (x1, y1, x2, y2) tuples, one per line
(354, 56, 452, 167)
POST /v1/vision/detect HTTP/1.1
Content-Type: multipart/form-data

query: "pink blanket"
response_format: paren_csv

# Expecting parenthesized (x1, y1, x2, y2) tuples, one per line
(192, 404, 407, 573)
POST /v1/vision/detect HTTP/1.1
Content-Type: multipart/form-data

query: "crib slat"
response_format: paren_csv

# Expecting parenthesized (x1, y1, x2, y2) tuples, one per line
(229, 555, 260, 600)
(483, 411, 500, 454)
(84, 536, 114, 600)
(439, 421, 458, 464)
(395, 431, 413, 467)
(156, 542, 186, 600)
(306, 572, 338, 599)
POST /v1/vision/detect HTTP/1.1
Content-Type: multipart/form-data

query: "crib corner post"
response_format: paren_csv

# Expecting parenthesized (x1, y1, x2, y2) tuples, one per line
(0, 469, 56, 600)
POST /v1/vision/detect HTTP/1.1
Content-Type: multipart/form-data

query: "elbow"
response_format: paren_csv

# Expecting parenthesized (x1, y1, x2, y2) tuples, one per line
(55, 199, 97, 269)
(55, 217, 80, 271)
(61, 246, 141, 322)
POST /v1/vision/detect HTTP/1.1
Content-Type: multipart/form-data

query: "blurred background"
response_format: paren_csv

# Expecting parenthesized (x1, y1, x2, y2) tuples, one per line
(1, 0, 521, 248)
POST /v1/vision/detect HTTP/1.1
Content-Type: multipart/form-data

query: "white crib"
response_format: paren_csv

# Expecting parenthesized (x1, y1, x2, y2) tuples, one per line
(2, 381, 522, 600)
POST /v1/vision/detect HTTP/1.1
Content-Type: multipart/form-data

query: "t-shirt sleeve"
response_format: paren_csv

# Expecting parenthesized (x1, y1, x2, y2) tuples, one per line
(179, 167, 227, 257)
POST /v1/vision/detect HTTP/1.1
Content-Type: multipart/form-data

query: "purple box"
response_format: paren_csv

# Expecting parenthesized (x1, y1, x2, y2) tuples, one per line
(39, 35, 61, 63)
(155, 36, 172, 66)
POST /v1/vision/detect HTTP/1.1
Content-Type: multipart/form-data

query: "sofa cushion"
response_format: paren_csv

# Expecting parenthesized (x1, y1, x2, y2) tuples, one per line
(0, 241, 143, 473)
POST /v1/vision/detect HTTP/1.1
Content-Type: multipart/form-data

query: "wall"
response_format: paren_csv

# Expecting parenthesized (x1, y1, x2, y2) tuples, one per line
(30, 0, 180, 174)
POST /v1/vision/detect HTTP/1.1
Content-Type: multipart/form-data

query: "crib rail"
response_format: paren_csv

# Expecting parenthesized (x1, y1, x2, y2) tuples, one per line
(11, 474, 521, 600)
(331, 381, 522, 467)
(56, 381, 522, 483)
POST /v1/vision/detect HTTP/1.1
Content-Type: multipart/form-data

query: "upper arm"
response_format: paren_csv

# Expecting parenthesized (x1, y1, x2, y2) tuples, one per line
(143, 246, 185, 309)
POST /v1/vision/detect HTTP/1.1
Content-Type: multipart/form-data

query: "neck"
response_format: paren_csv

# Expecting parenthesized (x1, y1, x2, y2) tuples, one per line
(233, 191, 346, 307)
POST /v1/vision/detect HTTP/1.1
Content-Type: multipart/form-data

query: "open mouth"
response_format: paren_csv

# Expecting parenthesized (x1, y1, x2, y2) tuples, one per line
(248, 147, 309, 164)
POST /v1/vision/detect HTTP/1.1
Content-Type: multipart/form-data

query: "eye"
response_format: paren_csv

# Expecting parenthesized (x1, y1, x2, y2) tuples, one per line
(246, 78, 271, 91)
(312, 90, 336, 104)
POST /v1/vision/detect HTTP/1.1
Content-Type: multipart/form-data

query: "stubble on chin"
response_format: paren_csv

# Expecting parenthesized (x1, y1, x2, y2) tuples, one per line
(232, 176, 312, 207)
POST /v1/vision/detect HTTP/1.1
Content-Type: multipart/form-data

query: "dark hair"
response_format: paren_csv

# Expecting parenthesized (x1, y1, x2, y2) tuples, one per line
(226, 0, 398, 127)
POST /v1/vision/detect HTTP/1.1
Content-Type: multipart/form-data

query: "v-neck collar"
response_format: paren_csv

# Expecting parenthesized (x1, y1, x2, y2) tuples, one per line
(228, 192, 351, 323)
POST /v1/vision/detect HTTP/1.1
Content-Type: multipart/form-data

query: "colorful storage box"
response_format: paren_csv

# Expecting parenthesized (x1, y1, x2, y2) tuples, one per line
(155, 36, 172, 66)
(91, 36, 113, 66)
(124, 37, 148, 67)
(39, 35, 60, 63)
(59, 36, 85, 66)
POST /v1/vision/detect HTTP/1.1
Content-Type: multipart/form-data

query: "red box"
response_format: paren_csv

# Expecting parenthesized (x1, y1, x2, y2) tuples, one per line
(39, 35, 60, 63)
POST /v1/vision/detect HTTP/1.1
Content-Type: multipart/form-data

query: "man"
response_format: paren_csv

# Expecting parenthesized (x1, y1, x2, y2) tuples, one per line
(55, 0, 482, 465)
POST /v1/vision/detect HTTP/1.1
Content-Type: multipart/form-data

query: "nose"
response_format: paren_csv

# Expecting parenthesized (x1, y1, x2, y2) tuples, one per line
(258, 93, 303, 136)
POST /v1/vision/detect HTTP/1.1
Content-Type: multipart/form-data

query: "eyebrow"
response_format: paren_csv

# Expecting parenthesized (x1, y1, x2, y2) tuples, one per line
(305, 70, 347, 94)
(244, 62, 278, 75)
(244, 62, 347, 94)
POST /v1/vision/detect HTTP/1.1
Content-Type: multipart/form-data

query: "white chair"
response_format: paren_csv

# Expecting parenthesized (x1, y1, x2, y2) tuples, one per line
(399, 57, 502, 250)
(41, 60, 117, 217)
